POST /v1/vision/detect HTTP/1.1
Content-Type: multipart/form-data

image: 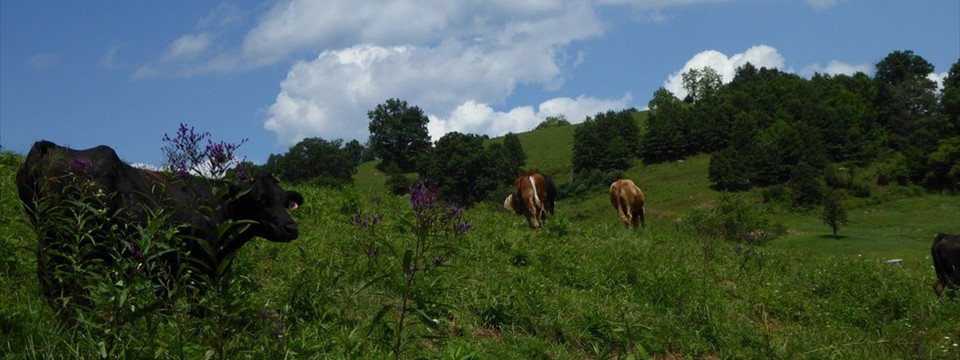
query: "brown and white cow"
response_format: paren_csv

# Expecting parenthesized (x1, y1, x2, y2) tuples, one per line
(503, 172, 556, 229)
(932, 233, 960, 298)
(610, 179, 645, 229)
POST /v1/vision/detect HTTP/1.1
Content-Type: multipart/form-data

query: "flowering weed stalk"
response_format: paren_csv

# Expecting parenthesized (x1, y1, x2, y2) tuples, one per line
(355, 179, 471, 359)
(161, 123, 257, 359)
(162, 123, 248, 180)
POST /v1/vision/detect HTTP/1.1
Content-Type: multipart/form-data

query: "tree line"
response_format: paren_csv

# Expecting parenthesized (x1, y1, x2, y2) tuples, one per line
(642, 50, 959, 204)
(256, 49, 958, 208)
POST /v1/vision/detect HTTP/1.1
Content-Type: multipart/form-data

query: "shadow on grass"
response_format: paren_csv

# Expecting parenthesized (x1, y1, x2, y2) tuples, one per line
(817, 234, 850, 240)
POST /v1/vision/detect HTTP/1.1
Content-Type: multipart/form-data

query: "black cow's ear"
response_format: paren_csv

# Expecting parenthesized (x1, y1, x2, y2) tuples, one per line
(287, 191, 304, 210)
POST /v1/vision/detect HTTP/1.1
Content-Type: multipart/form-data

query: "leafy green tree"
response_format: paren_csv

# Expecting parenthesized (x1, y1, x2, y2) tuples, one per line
(343, 139, 366, 166)
(820, 188, 848, 239)
(642, 88, 692, 163)
(266, 137, 356, 186)
(535, 114, 571, 130)
(940, 59, 960, 136)
(572, 109, 641, 173)
(924, 136, 960, 192)
(502, 132, 526, 173)
(418, 132, 512, 206)
(682, 67, 723, 103)
(708, 146, 753, 191)
(707, 111, 760, 191)
(874, 50, 940, 152)
(368, 98, 432, 172)
(788, 161, 824, 207)
(750, 120, 827, 186)
(807, 73, 878, 164)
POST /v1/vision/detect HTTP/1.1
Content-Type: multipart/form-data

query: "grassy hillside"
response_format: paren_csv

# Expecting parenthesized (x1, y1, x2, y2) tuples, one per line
(2, 117, 959, 359)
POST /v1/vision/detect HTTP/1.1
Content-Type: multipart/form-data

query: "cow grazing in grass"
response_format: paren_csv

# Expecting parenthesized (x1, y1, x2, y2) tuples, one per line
(931, 233, 960, 298)
(16, 140, 304, 304)
(609, 179, 645, 229)
(504, 172, 556, 229)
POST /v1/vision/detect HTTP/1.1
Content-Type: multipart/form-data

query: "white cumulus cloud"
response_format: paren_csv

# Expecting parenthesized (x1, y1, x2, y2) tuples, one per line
(800, 60, 873, 77)
(663, 45, 786, 100)
(427, 94, 633, 141)
(929, 72, 949, 92)
(597, 0, 732, 8)
(260, 1, 615, 146)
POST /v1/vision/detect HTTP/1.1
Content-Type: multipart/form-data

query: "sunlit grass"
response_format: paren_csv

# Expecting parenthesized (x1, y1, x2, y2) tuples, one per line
(2, 130, 960, 359)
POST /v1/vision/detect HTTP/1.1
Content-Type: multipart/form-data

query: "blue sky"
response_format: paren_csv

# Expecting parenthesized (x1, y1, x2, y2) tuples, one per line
(2, 0, 958, 166)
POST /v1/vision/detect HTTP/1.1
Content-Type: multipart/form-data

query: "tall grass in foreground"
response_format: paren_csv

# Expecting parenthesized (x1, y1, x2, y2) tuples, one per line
(2, 149, 959, 358)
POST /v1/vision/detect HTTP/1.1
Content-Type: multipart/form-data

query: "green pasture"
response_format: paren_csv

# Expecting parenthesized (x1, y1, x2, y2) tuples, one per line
(1, 123, 959, 359)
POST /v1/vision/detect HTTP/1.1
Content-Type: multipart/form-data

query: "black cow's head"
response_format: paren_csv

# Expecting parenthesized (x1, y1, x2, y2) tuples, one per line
(234, 174, 304, 242)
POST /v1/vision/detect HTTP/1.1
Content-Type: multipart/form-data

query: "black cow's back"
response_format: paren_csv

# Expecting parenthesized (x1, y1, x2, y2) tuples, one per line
(16, 140, 304, 310)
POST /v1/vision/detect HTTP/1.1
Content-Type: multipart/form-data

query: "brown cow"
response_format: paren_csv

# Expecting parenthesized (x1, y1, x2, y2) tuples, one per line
(932, 233, 960, 298)
(504, 172, 556, 229)
(610, 179, 645, 229)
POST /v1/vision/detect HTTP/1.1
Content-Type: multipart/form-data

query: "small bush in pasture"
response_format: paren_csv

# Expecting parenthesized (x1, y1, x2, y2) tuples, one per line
(387, 172, 413, 195)
(543, 212, 569, 237)
(820, 188, 849, 238)
(339, 185, 363, 215)
(678, 193, 784, 243)
(760, 185, 789, 204)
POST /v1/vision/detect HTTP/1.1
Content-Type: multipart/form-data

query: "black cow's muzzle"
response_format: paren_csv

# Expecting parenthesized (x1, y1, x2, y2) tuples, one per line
(277, 222, 298, 242)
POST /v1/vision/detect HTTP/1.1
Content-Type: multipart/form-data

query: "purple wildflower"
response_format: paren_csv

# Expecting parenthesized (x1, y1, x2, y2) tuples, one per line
(172, 163, 190, 179)
(259, 310, 272, 321)
(454, 222, 472, 235)
(732, 243, 743, 255)
(128, 241, 143, 258)
(432, 256, 445, 266)
(235, 162, 248, 181)
(409, 179, 437, 214)
(162, 123, 248, 180)
(366, 246, 379, 258)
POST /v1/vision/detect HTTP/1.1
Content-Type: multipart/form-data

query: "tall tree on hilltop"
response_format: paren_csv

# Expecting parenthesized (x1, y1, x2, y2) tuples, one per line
(874, 50, 940, 152)
(682, 67, 723, 104)
(535, 114, 571, 130)
(368, 98, 432, 173)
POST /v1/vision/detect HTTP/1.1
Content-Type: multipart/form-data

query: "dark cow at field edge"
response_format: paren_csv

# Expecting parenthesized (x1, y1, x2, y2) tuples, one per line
(931, 233, 960, 298)
(16, 140, 304, 303)
(609, 179, 645, 229)
(503, 172, 557, 230)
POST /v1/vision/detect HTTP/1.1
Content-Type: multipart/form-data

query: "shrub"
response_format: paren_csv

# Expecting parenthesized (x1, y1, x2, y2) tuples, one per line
(678, 193, 785, 243)
(386, 172, 413, 195)
(559, 169, 623, 199)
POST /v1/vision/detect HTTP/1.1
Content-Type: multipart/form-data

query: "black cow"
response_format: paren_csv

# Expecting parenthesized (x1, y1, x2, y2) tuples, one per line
(16, 140, 304, 303)
(932, 233, 960, 298)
